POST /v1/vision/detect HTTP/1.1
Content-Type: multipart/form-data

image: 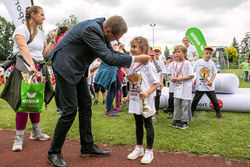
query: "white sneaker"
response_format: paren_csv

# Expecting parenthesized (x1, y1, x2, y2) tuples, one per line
(127, 145, 144, 160)
(29, 128, 50, 140)
(12, 135, 23, 152)
(141, 149, 154, 164)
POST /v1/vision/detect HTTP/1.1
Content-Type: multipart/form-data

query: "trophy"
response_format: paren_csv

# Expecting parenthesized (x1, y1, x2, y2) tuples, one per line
(127, 70, 154, 118)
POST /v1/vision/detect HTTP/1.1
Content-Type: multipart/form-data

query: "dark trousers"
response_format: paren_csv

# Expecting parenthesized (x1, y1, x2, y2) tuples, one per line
(155, 89, 161, 112)
(122, 85, 128, 98)
(55, 85, 61, 110)
(167, 92, 174, 113)
(191, 91, 220, 112)
(244, 71, 249, 81)
(133, 114, 154, 149)
(49, 71, 93, 154)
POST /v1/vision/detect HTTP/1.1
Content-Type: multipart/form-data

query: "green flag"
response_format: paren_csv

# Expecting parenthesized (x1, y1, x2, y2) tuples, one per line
(185, 27, 207, 58)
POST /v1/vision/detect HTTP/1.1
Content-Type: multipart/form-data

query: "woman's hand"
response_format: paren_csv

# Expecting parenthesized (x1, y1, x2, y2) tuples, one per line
(29, 64, 38, 77)
(50, 30, 57, 41)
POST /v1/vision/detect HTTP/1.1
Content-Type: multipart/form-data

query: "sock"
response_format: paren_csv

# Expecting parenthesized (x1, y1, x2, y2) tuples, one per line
(32, 123, 39, 132)
(16, 130, 24, 136)
(137, 145, 143, 148)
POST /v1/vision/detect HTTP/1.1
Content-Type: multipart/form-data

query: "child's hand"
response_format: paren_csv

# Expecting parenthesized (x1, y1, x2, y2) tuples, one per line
(208, 80, 213, 86)
(171, 77, 176, 83)
(139, 91, 149, 100)
(160, 83, 164, 89)
(176, 77, 182, 82)
(123, 97, 129, 103)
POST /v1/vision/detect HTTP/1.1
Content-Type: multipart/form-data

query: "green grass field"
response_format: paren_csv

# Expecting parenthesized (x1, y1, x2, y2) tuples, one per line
(0, 71, 249, 161)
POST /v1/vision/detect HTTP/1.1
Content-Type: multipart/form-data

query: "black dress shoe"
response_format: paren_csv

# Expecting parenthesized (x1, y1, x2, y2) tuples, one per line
(47, 153, 68, 167)
(80, 144, 111, 157)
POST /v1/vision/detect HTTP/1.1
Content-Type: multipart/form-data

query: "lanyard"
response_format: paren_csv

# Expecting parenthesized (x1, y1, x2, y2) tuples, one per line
(130, 63, 142, 73)
(173, 59, 185, 78)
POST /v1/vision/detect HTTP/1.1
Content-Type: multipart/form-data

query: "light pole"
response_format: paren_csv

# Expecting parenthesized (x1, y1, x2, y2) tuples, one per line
(150, 24, 156, 47)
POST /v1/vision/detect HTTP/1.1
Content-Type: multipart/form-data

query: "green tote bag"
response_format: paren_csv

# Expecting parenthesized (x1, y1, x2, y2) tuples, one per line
(18, 80, 45, 113)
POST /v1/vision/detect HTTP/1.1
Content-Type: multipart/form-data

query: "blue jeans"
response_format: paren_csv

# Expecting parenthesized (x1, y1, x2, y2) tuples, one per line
(106, 77, 120, 111)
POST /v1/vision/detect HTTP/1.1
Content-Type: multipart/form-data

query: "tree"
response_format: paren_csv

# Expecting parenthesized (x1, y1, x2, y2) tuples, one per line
(0, 16, 15, 61)
(226, 46, 238, 64)
(231, 37, 239, 53)
(240, 32, 250, 54)
(164, 46, 170, 57)
(56, 15, 79, 30)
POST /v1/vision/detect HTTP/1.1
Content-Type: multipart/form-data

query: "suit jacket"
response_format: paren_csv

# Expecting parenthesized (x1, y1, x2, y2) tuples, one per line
(50, 17, 132, 84)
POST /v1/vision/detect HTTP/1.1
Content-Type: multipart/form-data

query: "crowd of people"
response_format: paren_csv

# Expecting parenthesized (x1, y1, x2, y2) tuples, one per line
(0, 4, 239, 167)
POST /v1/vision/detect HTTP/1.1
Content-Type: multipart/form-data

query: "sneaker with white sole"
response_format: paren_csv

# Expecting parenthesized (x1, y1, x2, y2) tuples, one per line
(127, 145, 144, 160)
(12, 135, 23, 151)
(141, 149, 154, 164)
(29, 128, 50, 140)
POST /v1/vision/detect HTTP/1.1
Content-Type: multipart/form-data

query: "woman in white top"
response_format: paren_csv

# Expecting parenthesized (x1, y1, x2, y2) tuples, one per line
(182, 37, 199, 61)
(0, 5, 56, 152)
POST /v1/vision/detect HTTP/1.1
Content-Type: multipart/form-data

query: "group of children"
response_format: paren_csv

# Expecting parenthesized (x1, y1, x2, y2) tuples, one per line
(122, 36, 223, 164)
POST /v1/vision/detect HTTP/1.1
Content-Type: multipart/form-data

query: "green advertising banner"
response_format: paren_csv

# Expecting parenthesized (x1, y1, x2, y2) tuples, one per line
(185, 27, 207, 58)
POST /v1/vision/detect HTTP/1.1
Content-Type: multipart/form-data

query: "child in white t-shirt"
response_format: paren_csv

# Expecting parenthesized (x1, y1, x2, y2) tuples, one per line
(123, 36, 159, 164)
(152, 46, 167, 116)
(191, 46, 223, 119)
(168, 45, 194, 129)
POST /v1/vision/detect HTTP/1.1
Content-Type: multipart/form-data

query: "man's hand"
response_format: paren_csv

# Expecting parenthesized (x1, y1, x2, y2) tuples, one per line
(134, 54, 150, 64)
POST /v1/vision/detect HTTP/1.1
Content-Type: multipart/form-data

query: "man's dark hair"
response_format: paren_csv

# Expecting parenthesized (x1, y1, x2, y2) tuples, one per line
(104, 16, 128, 34)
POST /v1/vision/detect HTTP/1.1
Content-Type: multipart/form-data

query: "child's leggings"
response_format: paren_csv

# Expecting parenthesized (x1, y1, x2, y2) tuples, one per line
(133, 114, 154, 149)
(115, 88, 122, 109)
(16, 112, 40, 130)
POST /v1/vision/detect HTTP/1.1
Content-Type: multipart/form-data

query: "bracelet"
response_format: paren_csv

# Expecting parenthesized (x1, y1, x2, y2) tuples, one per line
(50, 41, 55, 44)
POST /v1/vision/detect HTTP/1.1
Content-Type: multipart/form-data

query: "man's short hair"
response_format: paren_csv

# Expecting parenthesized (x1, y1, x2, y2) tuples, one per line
(104, 16, 128, 34)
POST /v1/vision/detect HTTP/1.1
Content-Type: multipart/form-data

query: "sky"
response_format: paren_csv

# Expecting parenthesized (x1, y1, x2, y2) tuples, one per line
(0, 0, 250, 52)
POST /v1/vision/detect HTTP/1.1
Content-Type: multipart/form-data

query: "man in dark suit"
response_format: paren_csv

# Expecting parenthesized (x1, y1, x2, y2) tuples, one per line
(47, 16, 150, 167)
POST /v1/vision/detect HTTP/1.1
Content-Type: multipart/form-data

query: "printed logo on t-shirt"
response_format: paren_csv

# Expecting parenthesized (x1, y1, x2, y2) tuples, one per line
(154, 62, 161, 73)
(199, 67, 210, 83)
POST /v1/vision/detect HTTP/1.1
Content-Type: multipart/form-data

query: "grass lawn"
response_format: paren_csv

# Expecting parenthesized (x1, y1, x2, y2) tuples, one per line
(0, 71, 249, 161)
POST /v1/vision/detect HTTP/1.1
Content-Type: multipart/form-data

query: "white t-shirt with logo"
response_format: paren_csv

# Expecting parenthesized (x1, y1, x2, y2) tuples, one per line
(194, 59, 217, 91)
(167, 62, 175, 93)
(155, 60, 166, 90)
(87, 59, 101, 85)
(187, 45, 197, 60)
(128, 62, 159, 115)
(12, 24, 46, 61)
(168, 60, 194, 100)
